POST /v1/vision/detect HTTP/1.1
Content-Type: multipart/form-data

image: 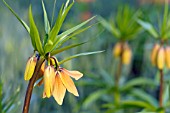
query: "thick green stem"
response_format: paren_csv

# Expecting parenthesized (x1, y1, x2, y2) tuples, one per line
(159, 69, 163, 108)
(22, 57, 45, 113)
(114, 52, 123, 105)
(115, 57, 122, 87)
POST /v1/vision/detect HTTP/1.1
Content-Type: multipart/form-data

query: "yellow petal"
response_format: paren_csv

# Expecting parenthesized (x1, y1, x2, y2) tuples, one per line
(157, 47, 165, 70)
(165, 46, 170, 68)
(43, 66, 55, 98)
(53, 72, 66, 105)
(59, 71, 79, 96)
(122, 45, 132, 65)
(151, 43, 160, 66)
(62, 68, 83, 80)
(24, 57, 37, 80)
(113, 42, 122, 58)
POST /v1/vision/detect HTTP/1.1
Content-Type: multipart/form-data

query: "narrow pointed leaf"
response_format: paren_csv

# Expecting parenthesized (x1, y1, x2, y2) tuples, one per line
(44, 4, 64, 53)
(121, 77, 156, 91)
(45, 16, 95, 53)
(161, 0, 169, 37)
(42, 0, 51, 34)
(29, 6, 44, 54)
(121, 100, 156, 111)
(130, 88, 158, 107)
(2, 0, 30, 33)
(59, 50, 104, 64)
(98, 16, 120, 38)
(82, 89, 108, 109)
(48, 2, 73, 42)
(57, 16, 95, 42)
(137, 19, 159, 38)
(51, 42, 87, 56)
(52, 25, 92, 50)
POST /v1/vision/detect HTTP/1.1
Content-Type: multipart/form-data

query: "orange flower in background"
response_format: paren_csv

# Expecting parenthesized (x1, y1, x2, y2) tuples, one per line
(157, 46, 165, 70)
(151, 43, 160, 66)
(122, 44, 132, 65)
(165, 46, 170, 68)
(43, 67, 83, 105)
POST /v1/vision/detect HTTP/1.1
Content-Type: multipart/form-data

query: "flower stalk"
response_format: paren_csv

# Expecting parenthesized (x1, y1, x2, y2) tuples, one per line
(22, 57, 45, 113)
(159, 69, 163, 107)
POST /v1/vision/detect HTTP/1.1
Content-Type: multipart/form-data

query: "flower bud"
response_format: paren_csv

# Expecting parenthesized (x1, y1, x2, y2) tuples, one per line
(157, 46, 165, 70)
(113, 42, 122, 58)
(43, 66, 55, 98)
(165, 46, 170, 68)
(50, 57, 56, 66)
(24, 57, 37, 80)
(151, 43, 160, 66)
(122, 45, 132, 65)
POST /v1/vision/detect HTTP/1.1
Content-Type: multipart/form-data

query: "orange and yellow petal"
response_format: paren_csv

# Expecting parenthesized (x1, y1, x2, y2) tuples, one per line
(62, 68, 83, 80)
(43, 66, 55, 98)
(59, 71, 79, 96)
(53, 72, 66, 105)
(24, 57, 37, 80)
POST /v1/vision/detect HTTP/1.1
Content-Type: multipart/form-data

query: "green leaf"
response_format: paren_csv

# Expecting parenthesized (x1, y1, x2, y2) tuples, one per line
(42, 0, 51, 34)
(3, 87, 20, 112)
(163, 82, 169, 105)
(130, 88, 158, 107)
(53, 24, 93, 50)
(29, 6, 44, 54)
(120, 100, 156, 111)
(51, 42, 87, 56)
(137, 19, 159, 38)
(121, 77, 156, 91)
(98, 16, 120, 38)
(82, 89, 108, 109)
(48, 2, 74, 42)
(161, 0, 169, 37)
(2, 0, 30, 33)
(59, 50, 104, 64)
(99, 69, 114, 86)
(45, 16, 95, 53)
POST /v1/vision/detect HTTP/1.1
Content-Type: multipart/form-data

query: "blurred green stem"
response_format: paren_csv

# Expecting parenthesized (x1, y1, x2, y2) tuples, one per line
(159, 69, 163, 108)
(115, 57, 122, 86)
(22, 57, 45, 113)
(0, 82, 2, 113)
(114, 48, 123, 104)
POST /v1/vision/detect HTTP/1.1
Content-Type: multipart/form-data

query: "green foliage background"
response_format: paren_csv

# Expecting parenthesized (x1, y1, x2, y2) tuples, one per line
(0, 0, 170, 113)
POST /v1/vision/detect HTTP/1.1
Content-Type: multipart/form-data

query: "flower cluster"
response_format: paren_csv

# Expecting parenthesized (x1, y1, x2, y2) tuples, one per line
(24, 55, 83, 105)
(151, 43, 170, 70)
(113, 42, 132, 65)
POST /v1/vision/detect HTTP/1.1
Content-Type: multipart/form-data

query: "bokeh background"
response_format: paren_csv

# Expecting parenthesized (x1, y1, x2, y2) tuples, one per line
(1, 0, 170, 113)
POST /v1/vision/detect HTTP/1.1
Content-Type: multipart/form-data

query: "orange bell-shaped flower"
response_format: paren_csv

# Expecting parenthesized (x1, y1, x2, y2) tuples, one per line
(43, 66, 55, 98)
